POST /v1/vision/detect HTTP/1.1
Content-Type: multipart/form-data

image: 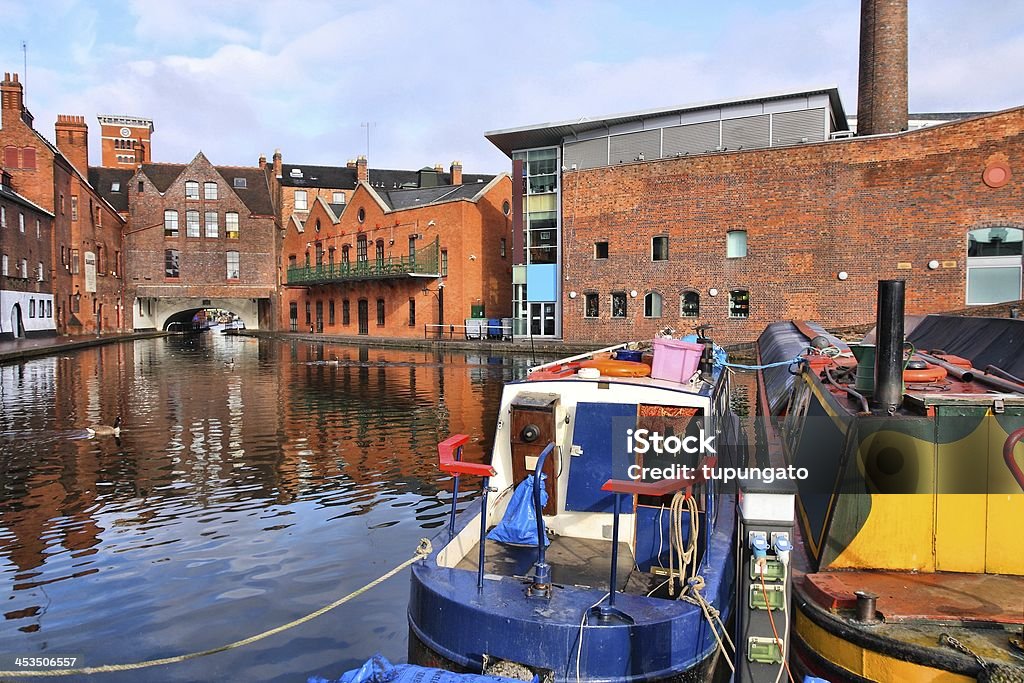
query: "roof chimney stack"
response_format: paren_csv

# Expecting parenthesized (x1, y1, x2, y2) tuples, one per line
(272, 149, 282, 179)
(1, 72, 32, 128)
(857, 0, 908, 135)
(258, 153, 266, 169)
(450, 160, 463, 185)
(55, 114, 90, 173)
(356, 155, 368, 183)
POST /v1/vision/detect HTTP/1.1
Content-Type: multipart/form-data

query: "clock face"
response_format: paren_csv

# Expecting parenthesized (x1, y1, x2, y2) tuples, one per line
(120, 127, 131, 137)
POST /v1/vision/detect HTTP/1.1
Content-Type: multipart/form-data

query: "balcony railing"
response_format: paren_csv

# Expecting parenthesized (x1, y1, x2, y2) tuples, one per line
(286, 238, 440, 285)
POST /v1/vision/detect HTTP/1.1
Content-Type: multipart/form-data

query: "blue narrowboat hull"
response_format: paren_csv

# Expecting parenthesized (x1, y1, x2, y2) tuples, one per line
(408, 495, 736, 683)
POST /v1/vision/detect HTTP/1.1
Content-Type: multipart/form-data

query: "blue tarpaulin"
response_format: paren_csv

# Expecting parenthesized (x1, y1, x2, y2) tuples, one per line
(487, 474, 549, 546)
(311, 653, 526, 683)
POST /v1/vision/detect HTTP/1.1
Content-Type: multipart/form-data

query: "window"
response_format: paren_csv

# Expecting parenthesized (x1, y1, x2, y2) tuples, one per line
(72, 249, 80, 275)
(409, 236, 416, 263)
(584, 292, 599, 318)
(356, 235, 367, 262)
(186, 210, 200, 237)
(3, 146, 17, 168)
(502, 200, 511, 216)
(342, 300, 351, 325)
(19, 212, 25, 232)
(1, 254, 6, 275)
(29, 299, 35, 318)
(226, 212, 239, 239)
(204, 182, 218, 200)
(376, 298, 385, 326)
(226, 251, 240, 280)
(441, 249, 448, 276)
(22, 147, 35, 170)
(294, 190, 307, 211)
(342, 245, 351, 266)
(611, 292, 627, 318)
(20, 258, 27, 278)
(328, 247, 335, 268)
(329, 300, 336, 325)
(315, 243, 324, 269)
(644, 292, 663, 318)
(46, 300, 52, 318)
(333, 192, 345, 204)
(357, 207, 365, 223)
(70, 292, 80, 313)
(967, 227, 1023, 304)
(305, 301, 311, 324)
(37, 262, 44, 282)
(289, 302, 298, 326)
(652, 236, 668, 261)
(35, 219, 40, 239)
(205, 211, 218, 238)
(729, 289, 750, 318)
(185, 181, 199, 199)
(0, 206, 4, 227)
(594, 241, 609, 259)
(111, 182, 121, 192)
(164, 209, 179, 237)
(500, 238, 507, 258)
(375, 240, 385, 268)
(71, 195, 79, 221)
(288, 254, 296, 269)
(726, 230, 748, 258)
(138, 181, 144, 193)
(233, 177, 247, 189)
(408, 298, 416, 327)
(681, 291, 700, 317)
(314, 219, 321, 233)
(165, 249, 180, 278)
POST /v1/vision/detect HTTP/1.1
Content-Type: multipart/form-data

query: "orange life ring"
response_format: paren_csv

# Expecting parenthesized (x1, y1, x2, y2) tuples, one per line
(579, 358, 652, 377)
(527, 361, 581, 381)
(903, 364, 947, 383)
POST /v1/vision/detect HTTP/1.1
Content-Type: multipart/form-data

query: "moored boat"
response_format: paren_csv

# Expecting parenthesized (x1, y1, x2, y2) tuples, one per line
(755, 281, 1024, 682)
(408, 337, 745, 682)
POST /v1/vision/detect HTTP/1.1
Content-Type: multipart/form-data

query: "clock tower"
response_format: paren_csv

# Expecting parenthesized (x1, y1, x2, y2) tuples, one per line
(97, 114, 154, 168)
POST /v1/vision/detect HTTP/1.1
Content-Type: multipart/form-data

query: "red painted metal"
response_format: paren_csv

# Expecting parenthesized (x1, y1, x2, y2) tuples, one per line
(1004, 427, 1024, 492)
(437, 434, 495, 477)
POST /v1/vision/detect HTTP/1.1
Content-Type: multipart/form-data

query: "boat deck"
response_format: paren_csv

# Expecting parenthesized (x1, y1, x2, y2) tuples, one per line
(456, 534, 663, 595)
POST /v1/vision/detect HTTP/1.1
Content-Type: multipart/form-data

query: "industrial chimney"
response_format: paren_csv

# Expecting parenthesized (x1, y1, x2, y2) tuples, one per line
(857, 0, 908, 135)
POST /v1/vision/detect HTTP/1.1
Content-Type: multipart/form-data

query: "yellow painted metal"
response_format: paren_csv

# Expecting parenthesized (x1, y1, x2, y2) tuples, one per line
(795, 610, 974, 683)
(987, 419, 1024, 573)
(828, 494, 934, 571)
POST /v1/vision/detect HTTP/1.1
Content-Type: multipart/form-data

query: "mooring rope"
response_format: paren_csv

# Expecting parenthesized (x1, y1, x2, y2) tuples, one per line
(0, 539, 433, 678)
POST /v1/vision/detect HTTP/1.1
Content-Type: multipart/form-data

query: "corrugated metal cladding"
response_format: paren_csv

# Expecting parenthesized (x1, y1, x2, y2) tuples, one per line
(609, 129, 661, 164)
(772, 108, 826, 145)
(663, 121, 720, 156)
(722, 115, 770, 149)
(564, 138, 608, 170)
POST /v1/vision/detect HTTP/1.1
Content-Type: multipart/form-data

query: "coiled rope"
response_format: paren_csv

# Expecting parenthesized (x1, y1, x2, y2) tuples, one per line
(666, 491, 698, 597)
(0, 539, 433, 678)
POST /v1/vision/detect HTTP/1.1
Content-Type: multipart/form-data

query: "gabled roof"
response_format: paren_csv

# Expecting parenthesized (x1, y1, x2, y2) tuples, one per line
(358, 174, 509, 213)
(279, 163, 494, 190)
(88, 167, 133, 213)
(135, 162, 274, 216)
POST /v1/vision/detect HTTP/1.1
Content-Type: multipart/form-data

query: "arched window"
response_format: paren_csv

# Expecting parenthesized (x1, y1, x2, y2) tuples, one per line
(680, 291, 700, 317)
(644, 292, 663, 318)
(966, 227, 1023, 305)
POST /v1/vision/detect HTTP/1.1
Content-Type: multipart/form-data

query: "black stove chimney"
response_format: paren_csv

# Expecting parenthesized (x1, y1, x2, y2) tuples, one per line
(874, 280, 905, 414)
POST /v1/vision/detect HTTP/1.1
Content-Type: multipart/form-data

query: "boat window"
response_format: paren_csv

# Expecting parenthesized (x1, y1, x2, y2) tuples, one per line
(728, 289, 749, 318)
(644, 292, 663, 318)
(680, 290, 699, 317)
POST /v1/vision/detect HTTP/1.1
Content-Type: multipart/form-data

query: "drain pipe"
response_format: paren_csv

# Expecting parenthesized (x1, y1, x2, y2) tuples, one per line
(874, 280, 906, 415)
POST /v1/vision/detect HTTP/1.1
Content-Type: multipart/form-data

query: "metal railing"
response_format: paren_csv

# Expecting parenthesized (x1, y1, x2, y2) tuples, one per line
(423, 321, 514, 341)
(286, 238, 440, 285)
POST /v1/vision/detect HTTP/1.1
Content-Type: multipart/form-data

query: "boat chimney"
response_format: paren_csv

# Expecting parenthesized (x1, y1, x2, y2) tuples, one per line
(874, 280, 905, 414)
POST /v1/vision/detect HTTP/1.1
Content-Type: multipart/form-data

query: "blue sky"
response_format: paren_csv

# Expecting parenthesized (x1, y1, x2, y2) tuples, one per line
(2, 0, 1022, 174)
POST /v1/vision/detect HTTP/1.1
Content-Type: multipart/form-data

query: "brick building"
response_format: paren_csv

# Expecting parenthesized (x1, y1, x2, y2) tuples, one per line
(98, 152, 278, 330)
(280, 175, 512, 338)
(486, 94, 1024, 344)
(1, 72, 127, 335)
(97, 115, 154, 169)
(0, 169, 55, 338)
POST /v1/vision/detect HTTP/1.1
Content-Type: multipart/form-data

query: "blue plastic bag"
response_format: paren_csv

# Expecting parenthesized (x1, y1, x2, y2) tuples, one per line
(487, 474, 549, 546)
(311, 653, 527, 683)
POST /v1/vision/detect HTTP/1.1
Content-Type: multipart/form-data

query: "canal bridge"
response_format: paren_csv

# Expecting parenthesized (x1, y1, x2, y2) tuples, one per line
(132, 295, 265, 331)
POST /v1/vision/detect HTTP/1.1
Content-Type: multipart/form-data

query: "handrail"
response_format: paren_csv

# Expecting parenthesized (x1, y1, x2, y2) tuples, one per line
(528, 442, 556, 598)
(528, 342, 631, 374)
(1005, 428, 1024, 492)
(437, 434, 495, 478)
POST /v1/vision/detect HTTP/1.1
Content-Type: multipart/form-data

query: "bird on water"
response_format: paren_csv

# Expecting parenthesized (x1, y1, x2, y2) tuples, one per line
(86, 416, 121, 437)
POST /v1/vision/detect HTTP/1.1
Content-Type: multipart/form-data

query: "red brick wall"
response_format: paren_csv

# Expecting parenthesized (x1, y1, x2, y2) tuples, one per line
(125, 154, 277, 328)
(279, 178, 512, 337)
(1, 180, 54, 294)
(561, 108, 1024, 344)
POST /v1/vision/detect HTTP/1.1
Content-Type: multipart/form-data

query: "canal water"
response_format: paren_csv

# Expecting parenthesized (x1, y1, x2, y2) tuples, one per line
(0, 332, 539, 682)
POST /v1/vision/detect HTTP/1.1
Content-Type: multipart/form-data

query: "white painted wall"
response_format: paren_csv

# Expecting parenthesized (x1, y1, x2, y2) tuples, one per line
(132, 297, 260, 331)
(1, 289, 55, 336)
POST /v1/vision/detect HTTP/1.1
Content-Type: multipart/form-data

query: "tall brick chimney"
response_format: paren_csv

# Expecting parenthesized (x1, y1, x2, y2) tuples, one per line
(356, 155, 368, 183)
(857, 0, 908, 135)
(450, 161, 463, 185)
(55, 115, 89, 172)
(273, 149, 282, 178)
(1, 72, 32, 128)
(258, 153, 266, 169)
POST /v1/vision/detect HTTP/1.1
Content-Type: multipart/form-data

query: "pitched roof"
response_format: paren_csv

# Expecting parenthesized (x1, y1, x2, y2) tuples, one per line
(279, 163, 494, 190)
(135, 162, 274, 216)
(377, 184, 485, 210)
(87, 167, 134, 212)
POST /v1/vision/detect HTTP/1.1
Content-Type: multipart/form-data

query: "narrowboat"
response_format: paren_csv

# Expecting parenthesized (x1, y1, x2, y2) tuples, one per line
(755, 280, 1024, 682)
(408, 335, 744, 682)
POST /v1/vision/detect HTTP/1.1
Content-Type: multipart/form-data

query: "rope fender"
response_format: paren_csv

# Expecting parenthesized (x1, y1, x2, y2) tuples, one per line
(0, 539, 433, 678)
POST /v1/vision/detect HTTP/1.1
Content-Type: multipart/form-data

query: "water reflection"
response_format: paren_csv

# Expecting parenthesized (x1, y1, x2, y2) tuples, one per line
(0, 333, 536, 682)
